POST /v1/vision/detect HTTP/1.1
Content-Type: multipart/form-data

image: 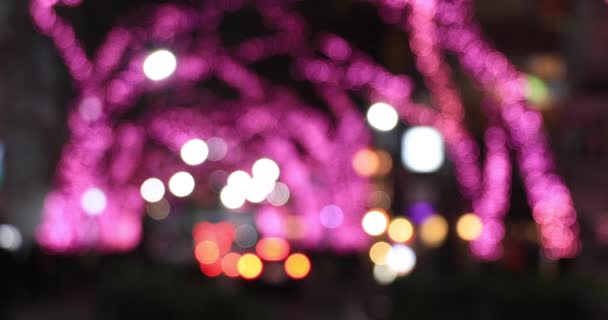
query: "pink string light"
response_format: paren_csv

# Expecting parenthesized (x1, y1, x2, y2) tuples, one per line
(30, 0, 580, 260)
(373, 0, 579, 259)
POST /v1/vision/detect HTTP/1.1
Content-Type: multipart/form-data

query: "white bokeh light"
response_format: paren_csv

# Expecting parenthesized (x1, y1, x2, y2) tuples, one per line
(81, 187, 107, 216)
(246, 179, 274, 203)
(373, 263, 397, 285)
(386, 244, 417, 275)
(220, 184, 247, 209)
(143, 49, 177, 81)
(180, 139, 209, 166)
(0, 225, 22, 251)
(140, 178, 165, 202)
(361, 210, 389, 236)
(252, 158, 280, 183)
(227, 170, 252, 187)
(168, 171, 195, 197)
(366, 102, 399, 132)
(266, 182, 290, 206)
(402, 126, 444, 173)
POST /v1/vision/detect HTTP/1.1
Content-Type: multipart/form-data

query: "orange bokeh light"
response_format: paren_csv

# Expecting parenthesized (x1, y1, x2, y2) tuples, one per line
(256, 237, 290, 261)
(195, 240, 220, 264)
(284, 253, 311, 280)
(352, 148, 380, 177)
(221, 252, 241, 278)
(376, 150, 393, 176)
(237, 253, 264, 280)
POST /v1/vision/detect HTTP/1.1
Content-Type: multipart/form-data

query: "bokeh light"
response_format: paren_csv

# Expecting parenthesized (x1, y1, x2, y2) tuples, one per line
(319, 205, 344, 229)
(0, 225, 22, 251)
(419, 215, 449, 248)
(388, 218, 414, 243)
(146, 198, 170, 220)
(206, 137, 227, 161)
(352, 148, 380, 177)
(256, 237, 290, 261)
(525, 75, 550, 106)
(369, 241, 391, 265)
(284, 253, 311, 280)
(237, 253, 263, 280)
(366, 102, 399, 132)
(140, 178, 165, 202)
(235, 224, 258, 248)
(168, 171, 195, 197)
(245, 179, 274, 203)
(401, 126, 444, 173)
(180, 139, 209, 166)
(362, 209, 389, 236)
(386, 244, 416, 275)
(456, 213, 483, 241)
(266, 182, 290, 206)
(199, 260, 222, 277)
(195, 240, 220, 264)
(368, 190, 392, 209)
(193, 222, 235, 257)
(408, 202, 436, 224)
(221, 252, 241, 278)
(376, 150, 393, 176)
(81, 187, 106, 216)
(373, 263, 397, 285)
(252, 158, 280, 183)
(143, 49, 177, 81)
(220, 185, 247, 209)
(227, 170, 252, 186)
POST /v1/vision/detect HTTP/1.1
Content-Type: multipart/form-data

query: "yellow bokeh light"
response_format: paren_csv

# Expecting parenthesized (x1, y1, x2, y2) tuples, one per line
(369, 241, 391, 265)
(361, 209, 389, 236)
(456, 213, 483, 241)
(284, 253, 311, 280)
(419, 215, 448, 248)
(388, 218, 414, 243)
(237, 253, 263, 280)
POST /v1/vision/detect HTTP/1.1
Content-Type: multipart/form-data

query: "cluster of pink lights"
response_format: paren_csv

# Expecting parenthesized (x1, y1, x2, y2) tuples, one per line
(30, 0, 579, 259)
(373, 0, 579, 259)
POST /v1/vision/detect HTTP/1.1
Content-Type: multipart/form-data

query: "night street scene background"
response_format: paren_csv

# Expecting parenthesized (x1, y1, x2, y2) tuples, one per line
(1, 0, 608, 319)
